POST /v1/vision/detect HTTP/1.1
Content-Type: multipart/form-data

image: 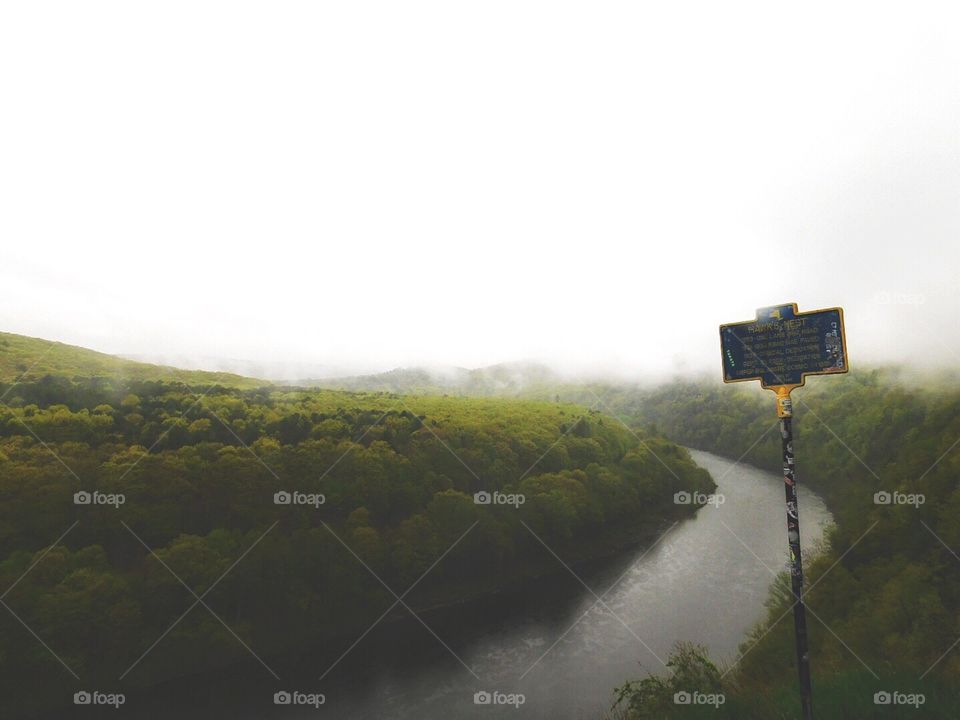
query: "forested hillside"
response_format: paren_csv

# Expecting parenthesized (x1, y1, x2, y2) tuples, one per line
(0, 332, 263, 389)
(607, 371, 960, 718)
(309, 361, 561, 396)
(0, 340, 713, 718)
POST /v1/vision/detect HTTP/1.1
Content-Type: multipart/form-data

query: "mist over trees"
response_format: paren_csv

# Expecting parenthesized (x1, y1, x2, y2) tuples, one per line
(0, 360, 712, 718)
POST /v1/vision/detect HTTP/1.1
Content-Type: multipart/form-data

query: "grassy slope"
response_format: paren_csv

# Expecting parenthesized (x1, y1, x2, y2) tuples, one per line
(0, 331, 266, 389)
(0, 334, 718, 718)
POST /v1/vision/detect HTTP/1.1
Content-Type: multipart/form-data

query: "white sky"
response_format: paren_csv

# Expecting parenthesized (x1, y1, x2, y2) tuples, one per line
(2, 2, 958, 378)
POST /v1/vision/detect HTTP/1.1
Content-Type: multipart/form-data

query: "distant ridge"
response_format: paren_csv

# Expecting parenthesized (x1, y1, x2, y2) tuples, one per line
(120, 353, 360, 383)
(301, 361, 562, 396)
(0, 331, 267, 389)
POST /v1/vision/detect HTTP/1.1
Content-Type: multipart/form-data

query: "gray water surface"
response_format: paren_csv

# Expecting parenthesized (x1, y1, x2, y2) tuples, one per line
(124, 450, 833, 720)
(280, 449, 833, 720)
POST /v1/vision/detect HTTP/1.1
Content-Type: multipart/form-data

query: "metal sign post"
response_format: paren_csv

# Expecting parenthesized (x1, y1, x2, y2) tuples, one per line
(719, 303, 849, 720)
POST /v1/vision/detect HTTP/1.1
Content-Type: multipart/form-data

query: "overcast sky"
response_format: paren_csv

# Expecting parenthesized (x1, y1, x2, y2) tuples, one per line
(2, 2, 958, 379)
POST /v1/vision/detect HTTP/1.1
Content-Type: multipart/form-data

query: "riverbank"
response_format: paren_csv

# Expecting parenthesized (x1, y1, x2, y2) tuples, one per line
(606, 375, 960, 719)
(32, 508, 697, 720)
(45, 450, 830, 720)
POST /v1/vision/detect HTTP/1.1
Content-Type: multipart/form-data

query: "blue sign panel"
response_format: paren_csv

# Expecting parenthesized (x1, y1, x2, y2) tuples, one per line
(720, 303, 848, 388)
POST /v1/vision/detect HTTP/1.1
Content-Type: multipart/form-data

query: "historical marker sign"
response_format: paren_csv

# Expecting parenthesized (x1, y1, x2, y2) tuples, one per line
(718, 302, 849, 720)
(720, 303, 847, 388)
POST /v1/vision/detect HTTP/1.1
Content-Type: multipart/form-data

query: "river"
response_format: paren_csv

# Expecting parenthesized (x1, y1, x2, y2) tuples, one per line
(121, 449, 832, 719)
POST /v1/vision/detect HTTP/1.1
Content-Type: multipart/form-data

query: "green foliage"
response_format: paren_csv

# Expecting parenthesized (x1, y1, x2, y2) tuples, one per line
(607, 369, 960, 716)
(0, 359, 713, 717)
(613, 643, 723, 719)
(0, 332, 264, 388)
(609, 653, 960, 719)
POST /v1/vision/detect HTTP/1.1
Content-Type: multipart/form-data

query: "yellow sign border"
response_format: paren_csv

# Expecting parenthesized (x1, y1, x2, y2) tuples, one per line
(719, 302, 850, 390)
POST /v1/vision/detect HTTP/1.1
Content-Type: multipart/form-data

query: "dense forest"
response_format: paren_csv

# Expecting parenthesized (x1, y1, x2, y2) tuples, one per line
(605, 371, 960, 718)
(0, 336, 713, 718)
(8, 331, 957, 717)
